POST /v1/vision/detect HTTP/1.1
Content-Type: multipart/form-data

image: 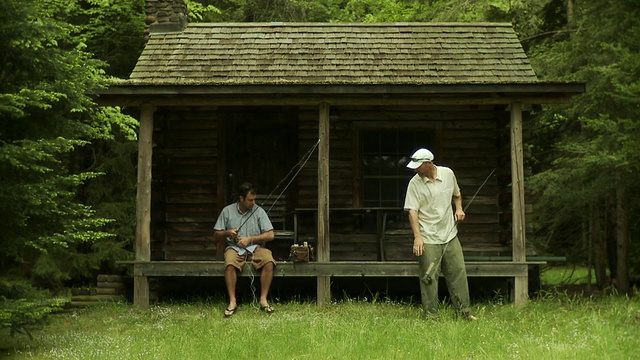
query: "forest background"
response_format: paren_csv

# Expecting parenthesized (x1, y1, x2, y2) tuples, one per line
(1, 0, 639, 335)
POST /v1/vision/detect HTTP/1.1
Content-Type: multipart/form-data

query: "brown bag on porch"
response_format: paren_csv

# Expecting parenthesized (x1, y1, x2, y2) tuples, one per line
(289, 244, 315, 263)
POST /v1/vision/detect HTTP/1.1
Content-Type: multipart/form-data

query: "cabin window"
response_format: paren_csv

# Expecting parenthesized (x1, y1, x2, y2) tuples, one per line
(361, 130, 435, 207)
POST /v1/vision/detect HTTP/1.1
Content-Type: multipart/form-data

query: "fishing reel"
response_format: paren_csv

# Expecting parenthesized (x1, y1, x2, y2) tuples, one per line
(421, 262, 436, 285)
(421, 273, 435, 285)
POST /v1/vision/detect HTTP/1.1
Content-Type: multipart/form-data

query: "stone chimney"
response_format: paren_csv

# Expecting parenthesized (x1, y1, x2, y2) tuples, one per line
(145, 0, 188, 38)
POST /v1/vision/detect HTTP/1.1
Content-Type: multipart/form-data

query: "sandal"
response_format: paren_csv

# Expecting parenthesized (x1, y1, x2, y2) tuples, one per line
(224, 307, 238, 318)
(259, 305, 275, 314)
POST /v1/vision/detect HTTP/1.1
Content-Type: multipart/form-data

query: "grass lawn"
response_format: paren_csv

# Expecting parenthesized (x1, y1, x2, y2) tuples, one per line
(2, 287, 639, 360)
(0, 266, 634, 359)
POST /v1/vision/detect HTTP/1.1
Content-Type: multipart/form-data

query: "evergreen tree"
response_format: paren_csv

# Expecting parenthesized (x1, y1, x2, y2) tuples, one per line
(527, 0, 640, 293)
(0, 0, 138, 307)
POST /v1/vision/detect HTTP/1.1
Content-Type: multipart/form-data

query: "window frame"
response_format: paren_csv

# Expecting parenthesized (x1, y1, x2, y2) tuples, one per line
(359, 127, 437, 208)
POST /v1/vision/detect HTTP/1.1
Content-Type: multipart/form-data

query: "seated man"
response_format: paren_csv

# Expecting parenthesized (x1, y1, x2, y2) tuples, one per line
(214, 182, 276, 317)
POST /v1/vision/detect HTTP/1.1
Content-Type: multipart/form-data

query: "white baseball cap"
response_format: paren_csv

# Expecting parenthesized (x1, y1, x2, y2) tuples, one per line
(406, 148, 434, 169)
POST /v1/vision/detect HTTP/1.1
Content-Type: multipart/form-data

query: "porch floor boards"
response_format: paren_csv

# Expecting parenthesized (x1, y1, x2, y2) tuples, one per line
(119, 260, 546, 278)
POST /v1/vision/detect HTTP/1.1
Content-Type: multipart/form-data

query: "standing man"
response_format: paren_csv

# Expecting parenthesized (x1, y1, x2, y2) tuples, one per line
(214, 182, 276, 317)
(404, 148, 477, 321)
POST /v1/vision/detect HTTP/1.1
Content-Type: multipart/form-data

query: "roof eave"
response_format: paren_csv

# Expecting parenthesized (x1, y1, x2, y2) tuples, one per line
(97, 82, 584, 96)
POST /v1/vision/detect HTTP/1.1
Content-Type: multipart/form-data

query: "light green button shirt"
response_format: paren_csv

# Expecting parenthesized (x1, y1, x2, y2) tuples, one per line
(403, 166, 460, 245)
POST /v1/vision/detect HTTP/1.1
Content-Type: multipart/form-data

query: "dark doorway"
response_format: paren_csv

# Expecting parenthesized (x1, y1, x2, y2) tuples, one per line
(223, 106, 298, 205)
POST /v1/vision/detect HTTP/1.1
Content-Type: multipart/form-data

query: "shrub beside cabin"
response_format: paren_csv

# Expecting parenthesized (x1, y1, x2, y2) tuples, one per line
(96, 0, 584, 308)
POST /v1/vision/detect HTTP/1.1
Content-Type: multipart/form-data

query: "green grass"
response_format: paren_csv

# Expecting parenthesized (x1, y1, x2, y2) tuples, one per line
(2, 292, 639, 360)
(540, 265, 601, 286)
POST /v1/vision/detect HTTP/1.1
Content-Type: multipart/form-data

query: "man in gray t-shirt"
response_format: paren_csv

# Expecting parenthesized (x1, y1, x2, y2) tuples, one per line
(214, 182, 276, 317)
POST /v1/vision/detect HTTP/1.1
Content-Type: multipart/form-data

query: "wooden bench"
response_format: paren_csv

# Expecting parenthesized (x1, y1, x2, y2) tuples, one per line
(118, 255, 556, 306)
(118, 258, 555, 305)
(258, 195, 294, 239)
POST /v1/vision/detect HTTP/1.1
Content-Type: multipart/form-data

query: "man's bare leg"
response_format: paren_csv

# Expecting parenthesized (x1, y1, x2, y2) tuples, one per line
(224, 265, 238, 315)
(259, 262, 274, 310)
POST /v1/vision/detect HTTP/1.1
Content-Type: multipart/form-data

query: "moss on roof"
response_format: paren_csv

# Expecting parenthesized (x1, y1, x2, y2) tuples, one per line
(127, 22, 538, 86)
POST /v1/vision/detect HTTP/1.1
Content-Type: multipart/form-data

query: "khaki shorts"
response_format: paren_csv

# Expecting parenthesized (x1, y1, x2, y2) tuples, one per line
(225, 247, 276, 271)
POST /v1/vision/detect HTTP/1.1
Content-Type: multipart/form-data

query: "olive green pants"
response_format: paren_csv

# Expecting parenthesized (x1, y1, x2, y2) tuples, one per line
(418, 236, 471, 315)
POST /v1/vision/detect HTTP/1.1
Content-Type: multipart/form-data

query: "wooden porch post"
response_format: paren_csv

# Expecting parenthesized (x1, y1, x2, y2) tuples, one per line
(134, 103, 154, 309)
(510, 103, 528, 306)
(317, 102, 331, 305)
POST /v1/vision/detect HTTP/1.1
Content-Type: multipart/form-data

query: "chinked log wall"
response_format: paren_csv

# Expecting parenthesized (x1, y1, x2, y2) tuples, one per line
(148, 104, 521, 263)
(294, 105, 517, 261)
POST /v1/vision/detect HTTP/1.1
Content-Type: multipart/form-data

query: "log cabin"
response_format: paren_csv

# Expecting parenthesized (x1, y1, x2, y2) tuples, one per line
(96, 0, 584, 308)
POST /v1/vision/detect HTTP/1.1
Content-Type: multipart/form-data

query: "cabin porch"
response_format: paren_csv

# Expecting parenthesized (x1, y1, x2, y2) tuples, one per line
(119, 257, 556, 308)
(97, 22, 583, 309)
(122, 260, 544, 279)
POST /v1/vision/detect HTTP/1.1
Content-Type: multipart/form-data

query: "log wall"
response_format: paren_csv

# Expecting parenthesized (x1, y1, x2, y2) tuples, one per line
(149, 105, 516, 262)
(295, 105, 512, 261)
(152, 107, 220, 260)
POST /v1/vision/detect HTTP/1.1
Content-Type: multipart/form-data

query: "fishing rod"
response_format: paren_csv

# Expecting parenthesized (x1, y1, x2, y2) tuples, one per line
(224, 139, 319, 306)
(421, 167, 497, 285)
(231, 139, 320, 239)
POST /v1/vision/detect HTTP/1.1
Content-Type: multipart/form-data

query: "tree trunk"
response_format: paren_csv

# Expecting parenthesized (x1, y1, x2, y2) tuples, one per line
(585, 216, 592, 292)
(567, 0, 575, 27)
(616, 187, 630, 295)
(591, 203, 607, 289)
(606, 195, 618, 285)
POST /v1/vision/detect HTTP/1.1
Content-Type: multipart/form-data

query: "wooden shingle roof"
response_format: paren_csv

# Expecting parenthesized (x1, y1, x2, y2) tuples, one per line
(128, 22, 538, 85)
